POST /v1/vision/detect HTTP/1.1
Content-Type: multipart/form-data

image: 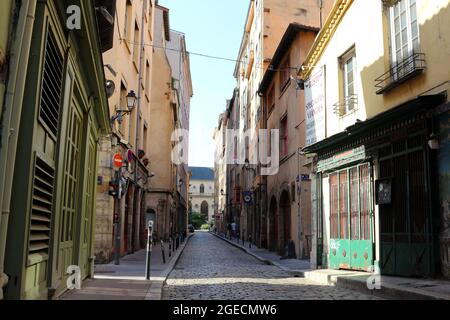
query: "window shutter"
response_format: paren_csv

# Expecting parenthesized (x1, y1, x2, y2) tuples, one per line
(39, 28, 63, 138)
(28, 154, 55, 263)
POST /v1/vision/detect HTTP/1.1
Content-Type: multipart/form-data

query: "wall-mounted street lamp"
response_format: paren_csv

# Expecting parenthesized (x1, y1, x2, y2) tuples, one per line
(428, 133, 440, 150)
(111, 90, 137, 124)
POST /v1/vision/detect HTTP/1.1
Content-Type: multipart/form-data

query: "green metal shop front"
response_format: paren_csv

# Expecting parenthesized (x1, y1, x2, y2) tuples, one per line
(328, 163, 374, 271)
(378, 131, 437, 277)
(317, 146, 375, 272)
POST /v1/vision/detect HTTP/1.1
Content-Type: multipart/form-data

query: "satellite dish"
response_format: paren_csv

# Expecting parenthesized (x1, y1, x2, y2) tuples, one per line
(106, 80, 115, 98)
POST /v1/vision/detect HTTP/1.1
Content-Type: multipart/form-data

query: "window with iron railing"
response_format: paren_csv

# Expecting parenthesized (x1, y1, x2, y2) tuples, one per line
(335, 47, 358, 117)
(375, 0, 424, 94)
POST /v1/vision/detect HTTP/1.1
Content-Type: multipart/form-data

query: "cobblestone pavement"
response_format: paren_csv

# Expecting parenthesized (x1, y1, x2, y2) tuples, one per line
(163, 232, 381, 300)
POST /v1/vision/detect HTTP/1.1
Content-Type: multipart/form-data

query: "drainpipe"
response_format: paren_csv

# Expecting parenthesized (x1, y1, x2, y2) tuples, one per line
(0, 0, 37, 299)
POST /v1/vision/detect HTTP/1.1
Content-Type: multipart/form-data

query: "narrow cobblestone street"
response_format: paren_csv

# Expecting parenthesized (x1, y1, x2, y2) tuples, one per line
(163, 232, 380, 300)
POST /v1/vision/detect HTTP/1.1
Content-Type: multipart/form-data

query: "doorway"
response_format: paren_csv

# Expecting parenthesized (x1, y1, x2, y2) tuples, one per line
(269, 196, 277, 252)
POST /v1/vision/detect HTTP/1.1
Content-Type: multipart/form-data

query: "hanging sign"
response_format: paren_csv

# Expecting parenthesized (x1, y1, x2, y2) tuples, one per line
(305, 66, 326, 146)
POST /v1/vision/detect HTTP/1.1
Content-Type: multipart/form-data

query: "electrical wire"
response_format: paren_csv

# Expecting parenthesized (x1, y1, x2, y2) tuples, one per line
(120, 37, 301, 73)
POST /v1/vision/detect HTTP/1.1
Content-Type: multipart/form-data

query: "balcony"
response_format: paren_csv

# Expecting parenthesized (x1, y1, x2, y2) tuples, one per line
(333, 94, 358, 117)
(375, 52, 426, 95)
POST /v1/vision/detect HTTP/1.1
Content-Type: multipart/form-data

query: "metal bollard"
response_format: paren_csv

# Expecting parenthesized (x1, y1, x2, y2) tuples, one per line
(145, 221, 153, 280)
(249, 234, 252, 248)
(161, 240, 166, 264)
(242, 230, 245, 245)
(168, 237, 172, 257)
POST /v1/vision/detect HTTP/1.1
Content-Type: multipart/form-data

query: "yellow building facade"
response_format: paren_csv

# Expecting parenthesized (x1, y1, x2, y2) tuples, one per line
(303, 0, 450, 278)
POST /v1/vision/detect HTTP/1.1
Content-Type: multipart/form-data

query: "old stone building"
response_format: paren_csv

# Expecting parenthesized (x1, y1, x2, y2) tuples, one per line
(189, 167, 216, 224)
(95, 0, 155, 263)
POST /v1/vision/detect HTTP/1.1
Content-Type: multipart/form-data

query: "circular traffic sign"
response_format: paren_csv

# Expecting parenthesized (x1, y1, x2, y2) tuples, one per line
(113, 153, 123, 168)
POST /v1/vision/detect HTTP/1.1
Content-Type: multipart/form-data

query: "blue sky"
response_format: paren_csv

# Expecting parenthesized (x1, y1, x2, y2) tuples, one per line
(159, 0, 249, 168)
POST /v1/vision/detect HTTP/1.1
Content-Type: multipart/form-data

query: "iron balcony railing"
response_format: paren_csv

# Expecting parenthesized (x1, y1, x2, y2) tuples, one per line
(333, 94, 358, 117)
(375, 52, 426, 94)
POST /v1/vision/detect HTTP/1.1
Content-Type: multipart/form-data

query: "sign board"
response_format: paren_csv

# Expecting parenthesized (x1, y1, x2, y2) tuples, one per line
(376, 178, 393, 205)
(243, 191, 253, 204)
(305, 66, 326, 146)
(317, 146, 366, 172)
(112, 153, 123, 168)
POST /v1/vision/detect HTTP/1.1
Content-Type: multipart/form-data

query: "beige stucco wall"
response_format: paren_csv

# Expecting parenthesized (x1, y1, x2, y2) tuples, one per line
(309, 0, 450, 141)
(146, 5, 177, 239)
(266, 30, 318, 258)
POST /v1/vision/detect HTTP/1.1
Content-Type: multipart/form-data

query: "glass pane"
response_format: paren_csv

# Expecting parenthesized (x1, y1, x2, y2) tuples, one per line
(330, 174, 339, 239)
(394, 3, 399, 17)
(411, 21, 418, 40)
(395, 34, 401, 50)
(347, 83, 354, 96)
(394, 17, 400, 33)
(339, 171, 349, 239)
(401, 12, 407, 29)
(402, 44, 409, 58)
(359, 164, 370, 240)
(347, 70, 354, 83)
(396, 51, 402, 63)
(402, 28, 408, 46)
(400, 0, 405, 12)
(410, 3, 417, 21)
(350, 168, 359, 240)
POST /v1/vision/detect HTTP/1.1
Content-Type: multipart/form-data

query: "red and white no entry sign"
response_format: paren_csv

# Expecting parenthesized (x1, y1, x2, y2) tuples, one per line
(113, 153, 123, 168)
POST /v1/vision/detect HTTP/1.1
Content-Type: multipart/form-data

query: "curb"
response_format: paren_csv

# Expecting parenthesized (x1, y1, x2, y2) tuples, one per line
(144, 233, 194, 300)
(331, 274, 448, 300)
(210, 232, 307, 277)
(211, 232, 448, 300)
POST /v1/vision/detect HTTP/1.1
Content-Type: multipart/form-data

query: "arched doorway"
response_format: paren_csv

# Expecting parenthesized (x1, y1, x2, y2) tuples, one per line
(279, 190, 291, 255)
(200, 201, 209, 219)
(269, 196, 277, 252)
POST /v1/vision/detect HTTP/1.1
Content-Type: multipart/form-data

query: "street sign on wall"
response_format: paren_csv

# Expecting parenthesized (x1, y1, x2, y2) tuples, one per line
(113, 153, 123, 168)
(305, 66, 326, 146)
(243, 191, 253, 204)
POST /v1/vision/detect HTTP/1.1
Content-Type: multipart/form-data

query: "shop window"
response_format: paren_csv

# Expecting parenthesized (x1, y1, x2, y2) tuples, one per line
(329, 163, 372, 241)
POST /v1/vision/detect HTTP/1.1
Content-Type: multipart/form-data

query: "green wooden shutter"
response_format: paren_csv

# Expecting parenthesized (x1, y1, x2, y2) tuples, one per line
(38, 28, 63, 138)
(28, 154, 55, 264)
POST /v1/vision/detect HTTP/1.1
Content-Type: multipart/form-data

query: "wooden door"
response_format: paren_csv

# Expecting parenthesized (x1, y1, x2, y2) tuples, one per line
(56, 99, 82, 295)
